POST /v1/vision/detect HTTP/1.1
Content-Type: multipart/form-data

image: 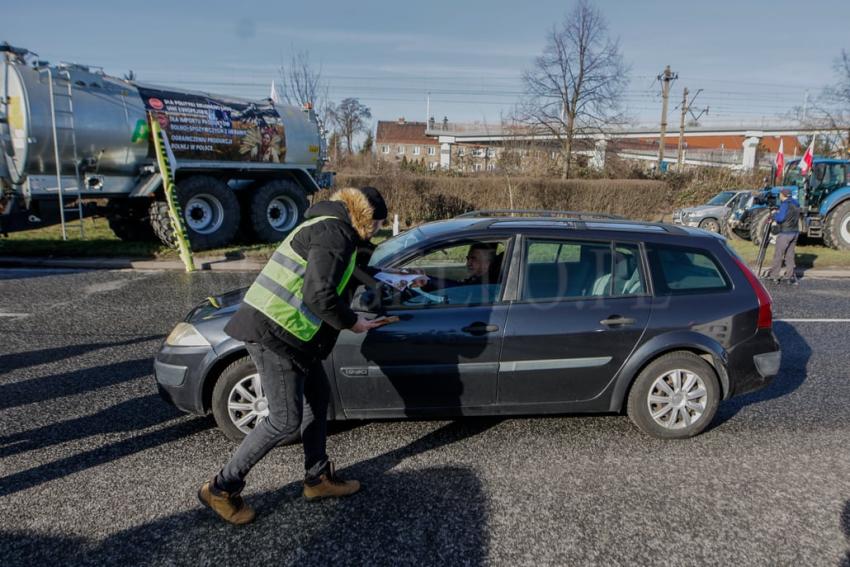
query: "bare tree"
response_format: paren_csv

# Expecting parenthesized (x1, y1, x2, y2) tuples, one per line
(791, 50, 850, 156)
(278, 50, 332, 125)
(328, 98, 372, 155)
(521, 0, 628, 178)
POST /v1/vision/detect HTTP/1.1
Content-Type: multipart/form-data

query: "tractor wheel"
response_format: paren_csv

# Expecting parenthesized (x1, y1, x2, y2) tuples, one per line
(248, 180, 308, 243)
(823, 201, 850, 251)
(149, 176, 240, 250)
(106, 199, 158, 242)
(750, 209, 772, 248)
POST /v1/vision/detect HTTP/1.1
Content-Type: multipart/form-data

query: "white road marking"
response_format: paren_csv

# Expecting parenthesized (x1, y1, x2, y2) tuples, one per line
(0, 313, 29, 318)
(777, 318, 850, 322)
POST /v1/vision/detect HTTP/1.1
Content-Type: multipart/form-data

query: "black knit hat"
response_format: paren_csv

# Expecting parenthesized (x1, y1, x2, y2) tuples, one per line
(359, 186, 388, 220)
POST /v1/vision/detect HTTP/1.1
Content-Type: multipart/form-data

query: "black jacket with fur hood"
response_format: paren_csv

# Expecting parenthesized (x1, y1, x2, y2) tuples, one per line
(224, 188, 378, 361)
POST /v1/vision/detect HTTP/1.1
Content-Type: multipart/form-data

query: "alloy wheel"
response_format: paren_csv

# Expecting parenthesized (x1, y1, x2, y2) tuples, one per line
(227, 372, 269, 434)
(646, 368, 708, 430)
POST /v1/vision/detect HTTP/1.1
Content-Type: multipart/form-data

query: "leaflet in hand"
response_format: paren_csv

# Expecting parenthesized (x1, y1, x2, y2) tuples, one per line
(374, 270, 428, 289)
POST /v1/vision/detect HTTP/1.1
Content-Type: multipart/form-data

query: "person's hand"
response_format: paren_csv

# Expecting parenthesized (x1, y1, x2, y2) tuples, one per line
(350, 315, 385, 333)
(408, 275, 429, 288)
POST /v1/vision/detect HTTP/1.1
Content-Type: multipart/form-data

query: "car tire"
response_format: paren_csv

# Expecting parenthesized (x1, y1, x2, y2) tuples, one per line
(626, 351, 720, 439)
(823, 201, 850, 251)
(750, 209, 772, 247)
(249, 180, 308, 243)
(698, 218, 721, 233)
(150, 176, 240, 250)
(210, 356, 304, 445)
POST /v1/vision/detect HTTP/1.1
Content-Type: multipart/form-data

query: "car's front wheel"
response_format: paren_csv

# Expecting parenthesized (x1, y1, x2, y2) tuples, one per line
(698, 217, 721, 233)
(626, 351, 720, 439)
(211, 356, 269, 442)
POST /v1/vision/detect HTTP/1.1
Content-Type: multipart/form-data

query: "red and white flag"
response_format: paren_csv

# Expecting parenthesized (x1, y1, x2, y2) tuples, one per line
(774, 139, 784, 182)
(799, 137, 815, 175)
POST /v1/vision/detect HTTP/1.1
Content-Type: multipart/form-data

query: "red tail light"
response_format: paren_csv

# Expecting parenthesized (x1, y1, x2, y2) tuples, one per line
(732, 256, 773, 329)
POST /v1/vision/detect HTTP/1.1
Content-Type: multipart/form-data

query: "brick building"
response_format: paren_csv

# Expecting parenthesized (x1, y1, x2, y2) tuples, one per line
(375, 118, 441, 170)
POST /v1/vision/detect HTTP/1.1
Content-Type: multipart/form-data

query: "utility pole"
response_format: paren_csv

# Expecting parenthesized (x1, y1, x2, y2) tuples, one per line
(657, 66, 677, 170)
(676, 87, 689, 171)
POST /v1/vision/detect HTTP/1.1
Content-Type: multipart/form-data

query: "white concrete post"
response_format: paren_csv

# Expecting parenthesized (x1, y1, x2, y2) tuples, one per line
(741, 132, 763, 171)
(438, 135, 454, 170)
(591, 139, 608, 170)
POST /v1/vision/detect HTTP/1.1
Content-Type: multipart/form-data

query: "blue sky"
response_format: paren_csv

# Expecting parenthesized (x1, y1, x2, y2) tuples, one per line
(4, 0, 849, 128)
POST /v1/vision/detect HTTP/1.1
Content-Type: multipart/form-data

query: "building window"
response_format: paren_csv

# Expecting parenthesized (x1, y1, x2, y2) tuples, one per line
(429, 161, 438, 170)
(428, 146, 436, 156)
(487, 163, 496, 171)
(457, 147, 465, 157)
(486, 148, 496, 158)
(550, 151, 558, 160)
(474, 163, 483, 172)
(381, 145, 389, 154)
(473, 148, 485, 158)
(413, 146, 421, 156)
(398, 146, 405, 155)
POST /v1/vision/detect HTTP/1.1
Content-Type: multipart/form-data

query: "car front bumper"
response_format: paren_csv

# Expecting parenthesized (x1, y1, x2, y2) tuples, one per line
(154, 344, 215, 415)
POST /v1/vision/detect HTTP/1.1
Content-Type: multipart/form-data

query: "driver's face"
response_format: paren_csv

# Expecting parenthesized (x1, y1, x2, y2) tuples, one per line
(466, 249, 492, 277)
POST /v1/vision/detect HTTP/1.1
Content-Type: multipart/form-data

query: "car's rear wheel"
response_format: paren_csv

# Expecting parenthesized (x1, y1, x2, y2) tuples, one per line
(211, 356, 269, 442)
(626, 351, 720, 439)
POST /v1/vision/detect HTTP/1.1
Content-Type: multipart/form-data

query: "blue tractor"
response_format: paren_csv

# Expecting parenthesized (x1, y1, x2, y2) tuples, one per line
(726, 158, 850, 250)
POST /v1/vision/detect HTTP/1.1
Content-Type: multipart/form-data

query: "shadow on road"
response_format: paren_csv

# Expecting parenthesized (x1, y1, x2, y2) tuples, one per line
(0, 335, 161, 376)
(0, 420, 495, 566)
(0, 393, 182, 458)
(713, 321, 812, 425)
(0, 357, 155, 411)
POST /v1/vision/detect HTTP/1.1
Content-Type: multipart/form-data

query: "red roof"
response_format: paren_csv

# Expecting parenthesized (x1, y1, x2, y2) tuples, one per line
(376, 120, 438, 145)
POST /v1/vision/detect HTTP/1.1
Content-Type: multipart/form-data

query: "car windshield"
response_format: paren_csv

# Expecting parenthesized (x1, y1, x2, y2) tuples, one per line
(369, 227, 427, 266)
(707, 191, 737, 206)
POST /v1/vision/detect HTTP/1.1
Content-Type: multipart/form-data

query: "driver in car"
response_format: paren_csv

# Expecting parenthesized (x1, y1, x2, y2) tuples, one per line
(408, 242, 502, 291)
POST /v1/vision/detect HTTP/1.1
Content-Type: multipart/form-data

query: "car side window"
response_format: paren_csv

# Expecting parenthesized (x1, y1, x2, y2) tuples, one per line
(522, 239, 614, 300)
(646, 244, 730, 295)
(613, 244, 645, 296)
(396, 240, 508, 306)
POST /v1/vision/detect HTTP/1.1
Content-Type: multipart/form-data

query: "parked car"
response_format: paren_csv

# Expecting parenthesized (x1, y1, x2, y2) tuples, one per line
(673, 190, 752, 233)
(154, 211, 781, 441)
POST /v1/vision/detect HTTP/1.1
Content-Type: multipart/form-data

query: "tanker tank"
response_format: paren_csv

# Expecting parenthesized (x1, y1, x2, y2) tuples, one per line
(0, 42, 329, 249)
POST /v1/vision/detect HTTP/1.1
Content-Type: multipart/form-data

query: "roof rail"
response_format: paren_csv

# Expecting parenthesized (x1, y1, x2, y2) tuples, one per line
(456, 209, 624, 220)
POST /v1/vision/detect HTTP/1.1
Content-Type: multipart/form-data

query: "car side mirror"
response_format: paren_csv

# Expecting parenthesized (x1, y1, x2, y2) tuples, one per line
(351, 284, 383, 313)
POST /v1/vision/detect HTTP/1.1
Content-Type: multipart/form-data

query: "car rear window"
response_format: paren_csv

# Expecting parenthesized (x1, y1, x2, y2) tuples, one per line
(646, 244, 730, 295)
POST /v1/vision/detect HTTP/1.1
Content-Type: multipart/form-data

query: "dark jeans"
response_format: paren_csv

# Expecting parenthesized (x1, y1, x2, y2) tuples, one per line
(769, 231, 799, 280)
(215, 342, 330, 494)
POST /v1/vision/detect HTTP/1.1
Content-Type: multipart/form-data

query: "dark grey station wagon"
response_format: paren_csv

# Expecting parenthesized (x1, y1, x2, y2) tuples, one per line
(155, 211, 780, 440)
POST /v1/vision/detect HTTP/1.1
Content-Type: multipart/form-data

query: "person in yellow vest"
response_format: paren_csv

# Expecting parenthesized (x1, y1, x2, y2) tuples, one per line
(198, 186, 388, 524)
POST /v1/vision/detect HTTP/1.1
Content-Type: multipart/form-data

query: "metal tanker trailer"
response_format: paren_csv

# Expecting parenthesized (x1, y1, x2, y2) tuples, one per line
(0, 43, 330, 249)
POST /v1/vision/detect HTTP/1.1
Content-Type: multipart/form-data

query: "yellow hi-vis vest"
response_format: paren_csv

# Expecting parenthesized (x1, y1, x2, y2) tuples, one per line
(243, 216, 357, 342)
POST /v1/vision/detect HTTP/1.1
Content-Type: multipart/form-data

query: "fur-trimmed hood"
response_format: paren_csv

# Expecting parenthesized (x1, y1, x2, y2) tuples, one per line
(329, 187, 375, 241)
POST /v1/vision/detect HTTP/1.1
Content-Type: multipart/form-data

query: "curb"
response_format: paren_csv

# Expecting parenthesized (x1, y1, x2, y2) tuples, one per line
(0, 255, 265, 272)
(2, 255, 850, 279)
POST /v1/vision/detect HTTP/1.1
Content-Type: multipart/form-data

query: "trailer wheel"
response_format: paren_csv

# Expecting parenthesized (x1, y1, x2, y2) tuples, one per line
(149, 176, 240, 250)
(750, 209, 772, 247)
(824, 201, 850, 251)
(249, 180, 308, 243)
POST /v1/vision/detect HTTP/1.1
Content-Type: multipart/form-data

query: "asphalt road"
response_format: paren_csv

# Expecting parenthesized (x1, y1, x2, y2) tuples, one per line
(1, 268, 849, 566)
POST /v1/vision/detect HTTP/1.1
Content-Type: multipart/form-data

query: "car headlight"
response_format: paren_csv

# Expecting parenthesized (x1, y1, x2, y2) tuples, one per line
(165, 322, 211, 347)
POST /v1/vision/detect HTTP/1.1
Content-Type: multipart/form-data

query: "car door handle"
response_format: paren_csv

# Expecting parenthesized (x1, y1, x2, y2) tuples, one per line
(462, 322, 500, 335)
(600, 316, 636, 327)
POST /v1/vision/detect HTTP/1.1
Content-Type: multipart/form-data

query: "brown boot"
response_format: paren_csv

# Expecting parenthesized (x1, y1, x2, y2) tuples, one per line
(198, 480, 255, 525)
(303, 462, 361, 502)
